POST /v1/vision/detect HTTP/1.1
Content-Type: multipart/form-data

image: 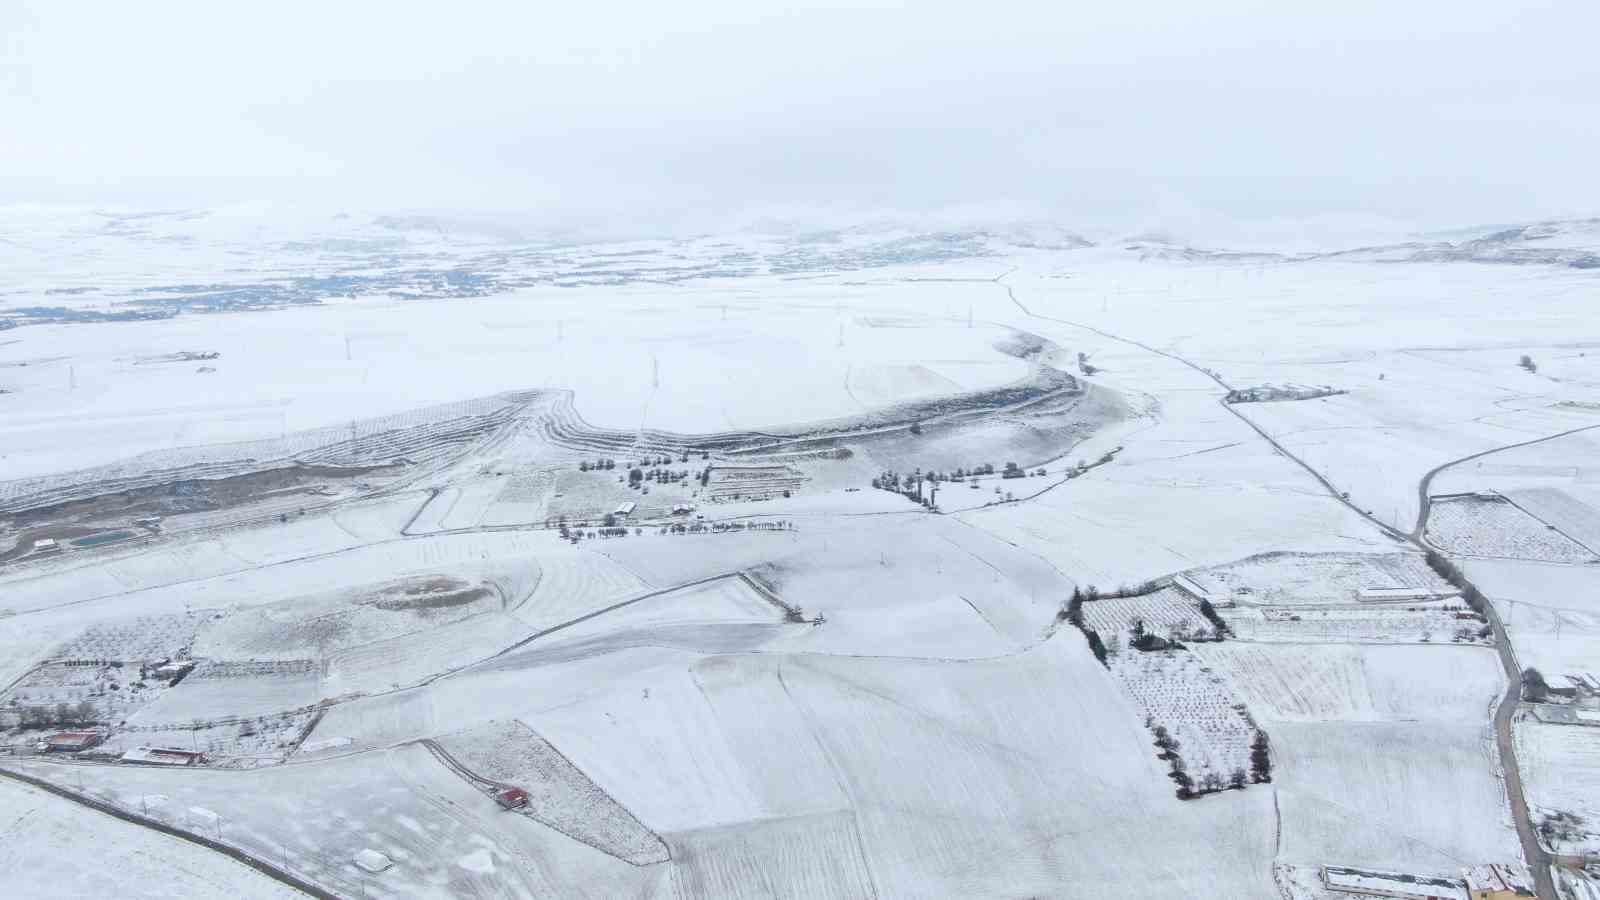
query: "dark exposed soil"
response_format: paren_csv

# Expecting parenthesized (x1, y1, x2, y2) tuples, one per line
(371, 587, 494, 612)
(2, 462, 403, 538)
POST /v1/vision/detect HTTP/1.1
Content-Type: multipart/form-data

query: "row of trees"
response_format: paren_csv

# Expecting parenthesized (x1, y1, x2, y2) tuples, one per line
(13, 700, 97, 730)
(579, 451, 710, 473)
(629, 466, 692, 486)
(1423, 549, 1490, 619)
(1152, 722, 1258, 799)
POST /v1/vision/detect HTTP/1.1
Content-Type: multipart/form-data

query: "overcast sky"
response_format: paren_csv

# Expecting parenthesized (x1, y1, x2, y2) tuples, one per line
(4, 0, 1597, 236)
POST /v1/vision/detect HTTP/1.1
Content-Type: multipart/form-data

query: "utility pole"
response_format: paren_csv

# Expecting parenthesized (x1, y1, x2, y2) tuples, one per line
(344, 335, 352, 361)
(652, 355, 659, 389)
(557, 319, 563, 342)
(69, 366, 76, 390)
(967, 305, 973, 328)
(837, 322, 844, 348)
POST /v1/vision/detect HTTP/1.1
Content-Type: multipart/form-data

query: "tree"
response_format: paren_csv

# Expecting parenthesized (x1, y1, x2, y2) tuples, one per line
(1522, 667, 1551, 702)
(1519, 354, 1537, 373)
(909, 421, 923, 435)
(1198, 598, 1230, 639)
(1084, 630, 1109, 667)
(1065, 593, 1084, 626)
(1250, 730, 1273, 783)
(1229, 767, 1248, 789)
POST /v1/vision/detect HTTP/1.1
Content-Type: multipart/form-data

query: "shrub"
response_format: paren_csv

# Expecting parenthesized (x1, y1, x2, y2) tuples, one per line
(1522, 667, 1550, 702)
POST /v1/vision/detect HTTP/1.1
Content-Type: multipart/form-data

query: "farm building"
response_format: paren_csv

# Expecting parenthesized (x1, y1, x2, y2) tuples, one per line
(120, 746, 207, 766)
(1321, 865, 1467, 899)
(1462, 864, 1534, 899)
(37, 731, 104, 753)
(1357, 586, 1462, 603)
(147, 659, 196, 683)
(31, 537, 60, 554)
(494, 787, 529, 809)
(614, 501, 637, 518)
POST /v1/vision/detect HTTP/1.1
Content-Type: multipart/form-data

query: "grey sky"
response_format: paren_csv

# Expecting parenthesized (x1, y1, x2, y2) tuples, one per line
(4, 0, 1597, 234)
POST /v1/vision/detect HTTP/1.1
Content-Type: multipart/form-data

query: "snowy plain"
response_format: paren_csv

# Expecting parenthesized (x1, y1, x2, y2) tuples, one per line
(4, 210, 1598, 897)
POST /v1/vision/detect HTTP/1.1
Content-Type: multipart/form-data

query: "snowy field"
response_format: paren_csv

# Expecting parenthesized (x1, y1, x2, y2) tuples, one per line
(6, 212, 1596, 896)
(1516, 721, 1600, 855)
(1273, 721, 1518, 874)
(1192, 643, 1503, 723)
(0, 777, 302, 900)
(1426, 495, 1597, 563)
(1180, 552, 1449, 607)
(1222, 603, 1491, 645)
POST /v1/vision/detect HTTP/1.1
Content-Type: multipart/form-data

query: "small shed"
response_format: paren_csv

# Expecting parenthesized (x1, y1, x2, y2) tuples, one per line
(32, 538, 60, 554)
(495, 787, 529, 809)
(354, 849, 393, 874)
(149, 660, 196, 684)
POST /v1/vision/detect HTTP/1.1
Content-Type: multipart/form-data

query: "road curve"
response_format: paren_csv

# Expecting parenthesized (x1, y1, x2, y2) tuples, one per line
(1406, 424, 1600, 900)
(1412, 422, 1600, 542)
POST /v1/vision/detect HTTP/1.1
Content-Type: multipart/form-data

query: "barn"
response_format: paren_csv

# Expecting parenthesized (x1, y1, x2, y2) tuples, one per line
(120, 746, 207, 766)
(37, 731, 103, 753)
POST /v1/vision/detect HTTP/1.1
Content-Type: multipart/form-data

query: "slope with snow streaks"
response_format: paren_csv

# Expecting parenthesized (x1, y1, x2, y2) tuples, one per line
(436, 720, 669, 865)
(776, 636, 1279, 898)
(1273, 721, 1518, 874)
(666, 810, 877, 900)
(1192, 643, 1504, 723)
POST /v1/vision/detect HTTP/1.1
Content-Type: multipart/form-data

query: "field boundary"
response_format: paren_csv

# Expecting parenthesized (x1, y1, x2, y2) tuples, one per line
(0, 763, 335, 899)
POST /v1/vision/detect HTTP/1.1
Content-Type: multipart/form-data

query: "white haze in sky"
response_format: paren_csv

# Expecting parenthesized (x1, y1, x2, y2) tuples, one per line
(3, 0, 1597, 238)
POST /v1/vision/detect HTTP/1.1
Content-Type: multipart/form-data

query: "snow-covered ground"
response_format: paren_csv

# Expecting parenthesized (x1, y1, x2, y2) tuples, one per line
(5, 211, 1595, 897)
(0, 777, 302, 899)
(1516, 720, 1600, 856)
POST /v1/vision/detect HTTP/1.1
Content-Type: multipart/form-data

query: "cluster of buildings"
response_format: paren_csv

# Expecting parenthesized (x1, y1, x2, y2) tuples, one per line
(31, 730, 205, 766)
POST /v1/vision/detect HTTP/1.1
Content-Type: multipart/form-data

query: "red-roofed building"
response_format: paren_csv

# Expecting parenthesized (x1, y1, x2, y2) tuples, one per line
(495, 787, 529, 809)
(37, 731, 103, 753)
